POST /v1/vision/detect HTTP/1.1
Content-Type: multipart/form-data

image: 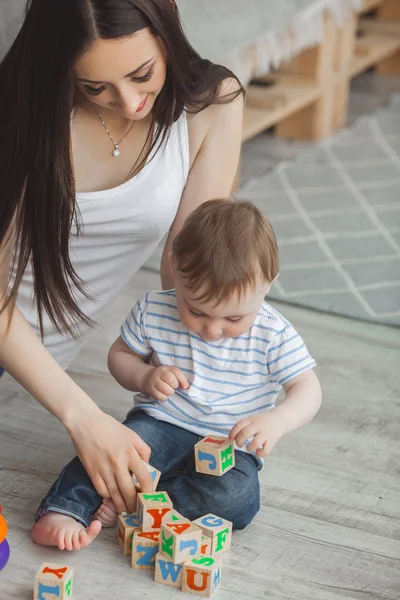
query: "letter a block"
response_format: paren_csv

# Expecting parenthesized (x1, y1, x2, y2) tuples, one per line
(182, 555, 222, 598)
(194, 436, 235, 476)
(154, 552, 184, 588)
(160, 521, 202, 564)
(132, 462, 161, 491)
(117, 512, 140, 555)
(131, 531, 160, 570)
(192, 514, 232, 555)
(137, 491, 173, 532)
(34, 563, 73, 599)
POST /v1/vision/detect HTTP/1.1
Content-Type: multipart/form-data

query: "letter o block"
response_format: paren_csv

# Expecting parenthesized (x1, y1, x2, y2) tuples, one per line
(194, 436, 235, 476)
(137, 491, 173, 532)
(182, 555, 222, 598)
(117, 512, 140, 555)
(160, 522, 202, 564)
(192, 514, 232, 555)
(34, 563, 73, 599)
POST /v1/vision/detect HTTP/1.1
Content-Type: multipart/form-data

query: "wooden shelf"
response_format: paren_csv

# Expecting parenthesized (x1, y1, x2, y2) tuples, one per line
(349, 22, 400, 76)
(242, 74, 320, 142)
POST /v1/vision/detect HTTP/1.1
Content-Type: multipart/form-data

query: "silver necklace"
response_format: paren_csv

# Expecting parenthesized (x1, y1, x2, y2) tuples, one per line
(96, 111, 135, 157)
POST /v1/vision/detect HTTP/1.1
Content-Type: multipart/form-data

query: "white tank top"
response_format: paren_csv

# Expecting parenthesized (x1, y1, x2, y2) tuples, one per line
(15, 112, 190, 368)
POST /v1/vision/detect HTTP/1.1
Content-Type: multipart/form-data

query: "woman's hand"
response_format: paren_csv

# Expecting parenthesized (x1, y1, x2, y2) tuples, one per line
(144, 365, 190, 401)
(66, 406, 153, 514)
(229, 411, 284, 458)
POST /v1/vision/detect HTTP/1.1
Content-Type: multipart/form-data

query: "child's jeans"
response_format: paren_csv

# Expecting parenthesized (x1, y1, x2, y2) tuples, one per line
(34, 410, 261, 530)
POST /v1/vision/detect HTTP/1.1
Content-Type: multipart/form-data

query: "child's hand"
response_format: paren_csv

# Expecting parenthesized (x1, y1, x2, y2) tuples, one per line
(229, 412, 283, 458)
(144, 365, 190, 401)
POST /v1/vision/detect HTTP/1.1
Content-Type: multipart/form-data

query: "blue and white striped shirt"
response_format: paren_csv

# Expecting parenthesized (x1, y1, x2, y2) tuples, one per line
(121, 290, 316, 450)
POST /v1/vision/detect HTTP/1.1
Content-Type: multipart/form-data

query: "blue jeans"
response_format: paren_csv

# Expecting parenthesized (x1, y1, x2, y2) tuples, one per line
(0, 366, 4, 378)
(34, 410, 261, 530)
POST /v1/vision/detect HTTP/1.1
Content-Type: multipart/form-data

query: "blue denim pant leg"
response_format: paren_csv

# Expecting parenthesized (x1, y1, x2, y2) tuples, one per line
(34, 410, 201, 527)
(160, 450, 261, 530)
(0, 366, 4, 378)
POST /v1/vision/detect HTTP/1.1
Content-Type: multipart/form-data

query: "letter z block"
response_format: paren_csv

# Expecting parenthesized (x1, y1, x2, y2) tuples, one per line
(160, 521, 202, 563)
(137, 491, 173, 531)
(192, 514, 232, 555)
(117, 512, 140, 555)
(194, 436, 235, 476)
(131, 531, 160, 570)
(182, 555, 222, 598)
(34, 563, 73, 599)
(154, 551, 184, 588)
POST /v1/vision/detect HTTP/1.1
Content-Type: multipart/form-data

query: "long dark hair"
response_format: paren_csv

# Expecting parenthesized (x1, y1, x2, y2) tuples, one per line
(0, 0, 244, 337)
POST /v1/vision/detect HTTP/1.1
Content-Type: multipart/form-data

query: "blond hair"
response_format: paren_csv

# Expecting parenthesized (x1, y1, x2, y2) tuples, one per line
(172, 198, 279, 304)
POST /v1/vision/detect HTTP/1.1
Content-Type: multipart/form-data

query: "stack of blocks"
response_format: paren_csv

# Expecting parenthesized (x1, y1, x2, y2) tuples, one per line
(32, 435, 235, 598)
(117, 435, 235, 597)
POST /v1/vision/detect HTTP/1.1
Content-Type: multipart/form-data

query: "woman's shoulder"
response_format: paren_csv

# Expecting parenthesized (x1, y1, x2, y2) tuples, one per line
(186, 77, 243, 165)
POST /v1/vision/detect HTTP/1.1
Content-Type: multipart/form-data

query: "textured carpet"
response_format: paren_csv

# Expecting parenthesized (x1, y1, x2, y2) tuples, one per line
(238, 95, 400, 327)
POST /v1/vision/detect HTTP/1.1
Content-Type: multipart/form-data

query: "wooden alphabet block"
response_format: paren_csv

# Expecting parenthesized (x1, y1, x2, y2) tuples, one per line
(194, 436, 235, 476)
(182, 555, 222, 598)
(132, 462, 161, 491)
(200, 535, 212, 556)
(154, 551, 184, 588)
(117, 512, 140, 555)
(34, 563, 73, 599)
(137, 491, 173, 532)
(131, 530, 160, 570)
(171, 509, 190, 522)
(192, 514, 232, 555)
(160, 521, 202, 564)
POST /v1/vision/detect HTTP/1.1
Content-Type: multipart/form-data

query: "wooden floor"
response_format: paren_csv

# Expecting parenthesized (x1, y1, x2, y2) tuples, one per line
(1, 266, 399, 600)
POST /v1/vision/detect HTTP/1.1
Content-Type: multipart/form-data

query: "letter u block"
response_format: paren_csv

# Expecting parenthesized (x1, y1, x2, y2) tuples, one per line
(131, 531, 160, 570)
(192, 514, 232, 555)
(154, 552, 184, 588)
(132, 462, 161, 491)
(34, 563, 73, 599)
(137, 491, 173, 531)
(117, 512, 140, 555)
(160, 521, 202, 564)
(182, 555, 222, 598)
(194, 436, 235, 476)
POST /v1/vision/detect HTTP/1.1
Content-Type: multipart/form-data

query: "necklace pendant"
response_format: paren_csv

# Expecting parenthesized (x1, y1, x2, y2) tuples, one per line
(112, 146, 120, 158)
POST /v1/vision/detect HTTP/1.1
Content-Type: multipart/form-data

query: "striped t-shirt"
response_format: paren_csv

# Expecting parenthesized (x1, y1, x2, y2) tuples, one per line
(121, 290, 316, 451)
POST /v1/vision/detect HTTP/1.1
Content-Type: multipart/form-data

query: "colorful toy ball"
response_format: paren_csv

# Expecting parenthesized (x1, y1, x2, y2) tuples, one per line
(0, 538, 10, 571)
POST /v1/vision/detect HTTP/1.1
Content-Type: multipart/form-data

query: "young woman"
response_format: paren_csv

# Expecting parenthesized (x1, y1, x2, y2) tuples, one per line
(0, 0, 243, 518)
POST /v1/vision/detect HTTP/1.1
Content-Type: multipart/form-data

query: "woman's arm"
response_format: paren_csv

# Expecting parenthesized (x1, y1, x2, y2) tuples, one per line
(0, 234, 153, 513)
(161, 82, 243, 289)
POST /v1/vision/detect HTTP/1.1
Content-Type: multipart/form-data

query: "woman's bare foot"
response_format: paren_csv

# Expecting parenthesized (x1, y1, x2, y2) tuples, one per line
(31, 512, 102, 550)
(94, 497, 118, 528)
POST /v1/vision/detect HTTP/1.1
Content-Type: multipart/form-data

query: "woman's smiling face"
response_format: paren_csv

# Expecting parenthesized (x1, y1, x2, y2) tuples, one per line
(74, 29, 167, 120)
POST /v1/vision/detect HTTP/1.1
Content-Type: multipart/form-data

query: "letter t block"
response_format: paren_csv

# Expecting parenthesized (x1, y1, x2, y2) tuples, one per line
(194, 436, 235, 476)
(34, 563, 73, 599)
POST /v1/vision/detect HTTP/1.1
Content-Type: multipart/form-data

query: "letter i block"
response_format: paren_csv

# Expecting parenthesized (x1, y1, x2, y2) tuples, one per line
(132, 462, 161, 491)
(34, 564, 73, 599)
(194, 436, 235, 476)
(131, 530, 160, 570)
(154, 552, 184, 588)
(182, 555, 222, 598)
(117, 512, 140, 555)
(137, 491, 173, 531)
(160, 521, 202, 564)
(192, 514, 232, 555)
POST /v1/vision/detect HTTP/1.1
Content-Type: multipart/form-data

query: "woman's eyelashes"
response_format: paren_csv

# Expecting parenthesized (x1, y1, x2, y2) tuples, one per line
(84, 66, 155, 96)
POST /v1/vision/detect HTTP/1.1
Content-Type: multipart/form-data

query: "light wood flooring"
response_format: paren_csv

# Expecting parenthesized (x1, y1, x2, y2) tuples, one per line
(1, 266, 399, 600)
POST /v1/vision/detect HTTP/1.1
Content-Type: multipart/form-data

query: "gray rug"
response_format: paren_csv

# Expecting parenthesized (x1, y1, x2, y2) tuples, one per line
(238, 94, 400, 327)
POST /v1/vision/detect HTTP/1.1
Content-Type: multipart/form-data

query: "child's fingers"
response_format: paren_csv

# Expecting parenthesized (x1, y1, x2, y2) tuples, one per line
(229, 418, 251, 441)
(154, 380, 175, 400)
(169, 367, 190, 390)
(246, 432, 266, 454)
